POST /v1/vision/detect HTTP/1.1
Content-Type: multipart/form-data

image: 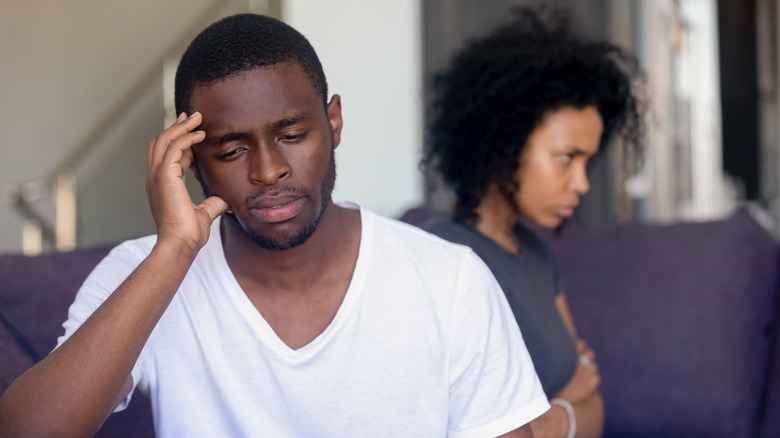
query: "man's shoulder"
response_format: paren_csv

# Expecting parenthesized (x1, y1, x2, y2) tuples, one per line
(362, 206, 487, 273)
(79, 234, 159, 280)
(103, 216, 223, 264)
(106, 234, 158, 260)
(369, 208, 473, 251)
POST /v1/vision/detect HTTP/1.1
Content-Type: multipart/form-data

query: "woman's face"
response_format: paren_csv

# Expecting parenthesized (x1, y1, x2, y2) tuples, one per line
(515, 105, 603, 228)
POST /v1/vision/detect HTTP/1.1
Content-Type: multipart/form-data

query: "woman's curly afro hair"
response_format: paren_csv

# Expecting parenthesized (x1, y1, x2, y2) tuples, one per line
(423, 7, 646, 224)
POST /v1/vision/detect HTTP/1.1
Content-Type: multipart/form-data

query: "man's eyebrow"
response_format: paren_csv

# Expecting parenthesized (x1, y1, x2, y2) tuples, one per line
(200, 112, 313, 147)
(270, 112, 310, 131)
(201, 132, 250, 147)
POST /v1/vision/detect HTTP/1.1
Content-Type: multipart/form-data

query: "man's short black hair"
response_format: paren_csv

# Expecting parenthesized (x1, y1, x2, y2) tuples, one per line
(423, 7, 646, 224)
(175, 13, 328, 114)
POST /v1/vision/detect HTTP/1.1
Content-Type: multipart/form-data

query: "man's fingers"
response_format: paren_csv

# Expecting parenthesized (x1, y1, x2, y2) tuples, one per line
(147, 112, 186, 170)
(148, 112, 203, 171)
(179, 148, 195, 175)
(157, 130, 206, 178)
(199, 196, 229, 222)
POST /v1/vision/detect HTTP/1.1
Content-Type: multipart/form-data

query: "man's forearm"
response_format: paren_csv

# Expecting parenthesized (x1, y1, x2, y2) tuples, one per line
(0, 240, 196, 438)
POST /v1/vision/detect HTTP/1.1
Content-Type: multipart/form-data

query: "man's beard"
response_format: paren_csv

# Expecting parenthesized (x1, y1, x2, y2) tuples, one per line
(200, 150, 337, 251)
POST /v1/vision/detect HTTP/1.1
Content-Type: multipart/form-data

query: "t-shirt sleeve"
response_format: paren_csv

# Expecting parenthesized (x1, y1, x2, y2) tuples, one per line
(447, 250, 550, 438)
(54, 240, 152, 412)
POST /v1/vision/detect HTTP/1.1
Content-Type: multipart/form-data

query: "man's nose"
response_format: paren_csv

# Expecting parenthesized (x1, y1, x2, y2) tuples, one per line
(249, 145, 291, 185)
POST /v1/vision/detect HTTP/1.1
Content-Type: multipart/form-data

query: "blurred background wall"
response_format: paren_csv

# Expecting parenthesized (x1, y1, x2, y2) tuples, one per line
(1, 0, 778, 255)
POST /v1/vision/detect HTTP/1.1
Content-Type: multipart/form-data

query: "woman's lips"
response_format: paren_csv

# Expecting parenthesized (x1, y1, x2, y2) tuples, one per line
(556, 206, 576, 218)
(248, 197, 306, 223)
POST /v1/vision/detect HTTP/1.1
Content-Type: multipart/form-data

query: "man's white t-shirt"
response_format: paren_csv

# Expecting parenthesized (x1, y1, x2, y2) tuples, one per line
(58, 204, 548, 437)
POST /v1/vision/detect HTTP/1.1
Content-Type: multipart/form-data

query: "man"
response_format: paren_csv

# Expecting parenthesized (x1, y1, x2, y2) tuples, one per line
(0, 14, 547, 437)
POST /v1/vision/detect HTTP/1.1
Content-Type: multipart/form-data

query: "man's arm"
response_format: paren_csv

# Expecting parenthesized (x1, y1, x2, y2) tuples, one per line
(499, 424, 536, 437)
(0, 112, 227, 438)
(448, 252, 549, 437)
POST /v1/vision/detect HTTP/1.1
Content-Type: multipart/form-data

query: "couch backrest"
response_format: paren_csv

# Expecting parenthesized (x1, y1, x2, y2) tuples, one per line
(0, 246, 113, 362)
(539, 210, 779, 438)
(401, 206, 780, 438)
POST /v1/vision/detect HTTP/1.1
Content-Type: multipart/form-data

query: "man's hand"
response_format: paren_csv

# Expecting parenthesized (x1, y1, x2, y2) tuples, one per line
(0, 114, 226, 437)
(146, 112, 228, 253)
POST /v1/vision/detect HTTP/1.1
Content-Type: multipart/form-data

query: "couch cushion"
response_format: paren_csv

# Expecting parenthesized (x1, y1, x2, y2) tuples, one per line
(542, 210, 778, 438)
(0, 244, 155, 437)
(0, 245, 114, 360)
(0, 319, 36, 393)
(759, 274, 780, 438)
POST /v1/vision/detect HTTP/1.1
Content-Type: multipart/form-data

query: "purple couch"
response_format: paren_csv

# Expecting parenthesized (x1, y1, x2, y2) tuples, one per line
(542, 210, 779, 438)
(0, 244, 154, 437)
(402, 207, 780, 438)
(2, 208, 778, 437)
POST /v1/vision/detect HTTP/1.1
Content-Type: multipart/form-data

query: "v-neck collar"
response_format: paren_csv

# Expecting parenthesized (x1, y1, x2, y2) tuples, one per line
(209, 204, 369, 362)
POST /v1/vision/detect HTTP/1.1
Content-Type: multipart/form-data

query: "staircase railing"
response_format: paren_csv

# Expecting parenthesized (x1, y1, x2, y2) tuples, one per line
(5, 0, 279, 255)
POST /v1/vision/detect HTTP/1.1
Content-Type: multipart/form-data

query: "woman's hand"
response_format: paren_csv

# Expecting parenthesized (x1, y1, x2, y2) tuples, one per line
(531, 338, 603, 438)
(556, 339, 600, 404)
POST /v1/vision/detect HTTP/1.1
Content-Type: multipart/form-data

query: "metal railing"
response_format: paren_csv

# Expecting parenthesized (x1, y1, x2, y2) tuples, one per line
(4, 0, 278, 255)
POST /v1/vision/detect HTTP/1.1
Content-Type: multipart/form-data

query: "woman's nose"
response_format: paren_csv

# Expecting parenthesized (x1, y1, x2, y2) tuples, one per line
(570, 163, 590, 194)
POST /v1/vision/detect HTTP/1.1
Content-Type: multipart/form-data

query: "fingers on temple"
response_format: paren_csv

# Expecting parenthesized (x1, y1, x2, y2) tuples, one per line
(179, 148, 195, 174)
(147, 112, 203, 171)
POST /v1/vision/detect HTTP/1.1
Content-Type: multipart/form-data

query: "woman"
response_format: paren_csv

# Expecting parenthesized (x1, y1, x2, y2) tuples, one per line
(421, 8, 645, 438)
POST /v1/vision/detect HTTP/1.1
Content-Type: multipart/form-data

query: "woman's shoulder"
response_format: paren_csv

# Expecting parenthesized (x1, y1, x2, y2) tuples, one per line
(421, 212, 492, 249)
(514, 220, 555, 261)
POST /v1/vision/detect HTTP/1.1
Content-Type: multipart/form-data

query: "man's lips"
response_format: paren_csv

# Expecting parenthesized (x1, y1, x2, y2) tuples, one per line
(247, 196, 306, 223)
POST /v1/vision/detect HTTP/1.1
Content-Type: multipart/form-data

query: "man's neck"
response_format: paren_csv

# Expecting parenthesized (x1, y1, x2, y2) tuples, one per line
(219, 202, 361, 349)
(220, 202, 361, 295)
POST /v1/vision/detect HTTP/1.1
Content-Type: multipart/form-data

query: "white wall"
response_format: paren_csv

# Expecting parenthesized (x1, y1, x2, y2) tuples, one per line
(282, 1, 424, 218)
(0, 0, 251, 254)
(0, 1, 423, 254)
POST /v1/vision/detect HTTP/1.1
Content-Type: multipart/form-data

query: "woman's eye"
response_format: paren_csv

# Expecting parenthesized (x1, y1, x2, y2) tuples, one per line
(559, 154, 572, 164)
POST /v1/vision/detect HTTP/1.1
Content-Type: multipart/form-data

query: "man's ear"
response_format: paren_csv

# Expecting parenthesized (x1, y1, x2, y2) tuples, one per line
(327, 94, 343, 150)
